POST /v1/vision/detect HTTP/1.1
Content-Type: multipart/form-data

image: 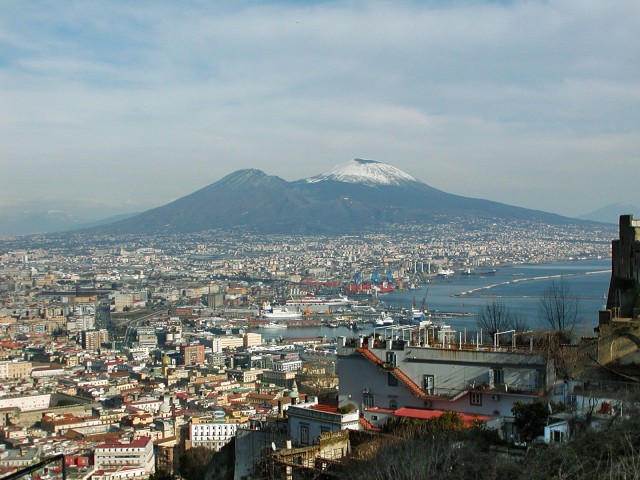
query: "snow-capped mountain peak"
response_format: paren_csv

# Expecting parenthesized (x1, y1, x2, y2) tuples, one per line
(306, 158, 420, 186)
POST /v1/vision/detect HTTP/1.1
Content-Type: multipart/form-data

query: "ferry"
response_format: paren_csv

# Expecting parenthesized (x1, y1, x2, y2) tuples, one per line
(437, 268, 455, 278)
(261, 302, 302, 319)
(403, 308, 432, 326)
(375, 314, 395, 327)
(260, 322, 288, 329)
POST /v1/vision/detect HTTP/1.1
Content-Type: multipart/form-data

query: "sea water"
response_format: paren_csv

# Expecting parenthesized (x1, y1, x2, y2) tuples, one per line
(260, 258, 612, 341)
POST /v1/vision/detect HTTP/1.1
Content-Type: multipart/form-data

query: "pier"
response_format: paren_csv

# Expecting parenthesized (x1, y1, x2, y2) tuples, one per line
(454, 270, 610, 298)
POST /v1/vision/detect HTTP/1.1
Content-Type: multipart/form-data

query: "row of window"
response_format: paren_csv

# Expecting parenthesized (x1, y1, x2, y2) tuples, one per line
(385, 368, 511, 394)
(363, 392, 485, 409)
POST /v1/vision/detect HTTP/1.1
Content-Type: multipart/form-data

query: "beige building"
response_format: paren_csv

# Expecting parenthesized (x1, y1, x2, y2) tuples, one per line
(244, 332, 262, 348)
(212, 336, 244, 352)
(81, 329, 110, 350)
(0, 360, 32, 379)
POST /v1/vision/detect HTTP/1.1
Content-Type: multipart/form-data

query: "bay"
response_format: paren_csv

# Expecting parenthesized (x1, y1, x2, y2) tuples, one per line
(259, 258, 612, 341)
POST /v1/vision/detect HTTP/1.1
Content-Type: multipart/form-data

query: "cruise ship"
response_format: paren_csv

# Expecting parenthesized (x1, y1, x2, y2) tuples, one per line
(286, 294, 357, 311)
(261, 302, 302, 319)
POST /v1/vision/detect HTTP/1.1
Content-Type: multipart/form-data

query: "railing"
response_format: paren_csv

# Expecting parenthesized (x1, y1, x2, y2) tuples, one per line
(573, 378, 640, 397)
(356, 348, 442, 400)
(1, 454, 65, 480)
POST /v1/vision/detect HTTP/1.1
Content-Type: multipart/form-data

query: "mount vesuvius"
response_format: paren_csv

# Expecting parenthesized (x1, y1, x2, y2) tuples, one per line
(90, 159, 578, 235)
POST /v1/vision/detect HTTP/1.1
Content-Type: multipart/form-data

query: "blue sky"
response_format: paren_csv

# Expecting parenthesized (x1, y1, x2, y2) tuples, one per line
(1, 0, 639, 218)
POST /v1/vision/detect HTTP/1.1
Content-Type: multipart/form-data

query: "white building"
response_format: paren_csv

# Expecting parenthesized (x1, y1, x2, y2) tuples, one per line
(189, 417, 239, 451)
(91, 466, 148, 480)
(286, 398, 360, 446)
(94, 437, 155, 474)
(273, 359, 303, 372)
(337, 328, 553, 442)
(212, 336, 244, 353)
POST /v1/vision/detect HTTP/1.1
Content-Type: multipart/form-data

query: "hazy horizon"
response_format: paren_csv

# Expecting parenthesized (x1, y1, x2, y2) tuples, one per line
(2, 1, 639, 219)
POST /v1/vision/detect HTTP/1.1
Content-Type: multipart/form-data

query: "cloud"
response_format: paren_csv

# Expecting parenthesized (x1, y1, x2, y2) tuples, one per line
(1, 0, 639, 217)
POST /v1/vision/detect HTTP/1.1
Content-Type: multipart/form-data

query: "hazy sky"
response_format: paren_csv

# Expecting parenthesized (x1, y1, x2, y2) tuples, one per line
(2, 0, 639, 218)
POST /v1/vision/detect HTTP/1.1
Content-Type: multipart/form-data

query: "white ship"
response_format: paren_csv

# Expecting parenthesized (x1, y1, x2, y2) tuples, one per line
(375, 314, 395, 327)
(437, 268, 455, 278)
(260, 322, 288, 329)
(286, 294, 357, 309)
(404, 308, 432, 326)
(261, 302, 302, 319)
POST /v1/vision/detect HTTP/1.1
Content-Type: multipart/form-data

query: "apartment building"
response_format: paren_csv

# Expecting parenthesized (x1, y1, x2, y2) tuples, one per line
(94, 437, 155, 474)
(181, 344, 205, 366)
(212, 336, 244, 352)
(272, 359, 302, 372)
(81, 329, 110, 350)
(188, 416, 239, 452)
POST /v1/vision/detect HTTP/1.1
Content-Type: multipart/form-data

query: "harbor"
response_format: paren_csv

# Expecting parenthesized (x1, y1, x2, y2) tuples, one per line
(199, 258, 612, 343)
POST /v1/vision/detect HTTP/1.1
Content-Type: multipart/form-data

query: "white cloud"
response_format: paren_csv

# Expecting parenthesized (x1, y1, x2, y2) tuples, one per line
(1, 0, 639, 217)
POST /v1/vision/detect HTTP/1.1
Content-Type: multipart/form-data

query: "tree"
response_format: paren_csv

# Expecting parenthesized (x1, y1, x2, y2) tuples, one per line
(149, 470, 176, 480)
(383, 411, 465, 435)
(476, 301, 514, 339)
(539, 278, 580, 331)
(510, 313, 529, 333)
(178, 446, 216, 480)
(511, 401, 549, 442)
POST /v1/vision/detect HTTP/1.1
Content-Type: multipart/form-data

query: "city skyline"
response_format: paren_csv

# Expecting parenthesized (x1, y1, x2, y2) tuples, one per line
(2, 0, 639, 219)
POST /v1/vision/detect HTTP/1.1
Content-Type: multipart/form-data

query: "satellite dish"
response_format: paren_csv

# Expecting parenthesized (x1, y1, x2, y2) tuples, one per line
(271, 442, 277, 451)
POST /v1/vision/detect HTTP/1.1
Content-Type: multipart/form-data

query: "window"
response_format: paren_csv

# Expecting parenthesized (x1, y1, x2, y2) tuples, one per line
(300, 424, 310, 445)
(423, 375, 435, 395)
(388, 372, 398, 386)
(551, 430, 565, 443)
(385, 351, 397, 367)
(363, 393, 375, 409)
(490, 368, 504, 387)
(470, 392, 482, 406)
(389, 399, 398, 410)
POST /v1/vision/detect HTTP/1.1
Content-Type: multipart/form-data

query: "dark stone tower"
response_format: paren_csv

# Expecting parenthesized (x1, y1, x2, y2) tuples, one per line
(606, 215, 640, 320)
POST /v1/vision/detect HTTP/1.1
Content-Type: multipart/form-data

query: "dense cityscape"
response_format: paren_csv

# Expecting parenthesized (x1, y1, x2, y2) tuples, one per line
(0, 216, 634, 479)
(2, 0, 640, 475)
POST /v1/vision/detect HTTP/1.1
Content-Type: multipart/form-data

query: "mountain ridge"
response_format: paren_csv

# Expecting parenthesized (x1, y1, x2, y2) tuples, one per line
(87, 158, 584, 235)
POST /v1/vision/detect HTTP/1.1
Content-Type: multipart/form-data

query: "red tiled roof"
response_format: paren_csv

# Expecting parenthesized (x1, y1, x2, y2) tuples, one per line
(393, 407, 490, 426)
(96, 436, 151, 449)
(365, 407, 395, 414)
(359, 416, 382, 432)
(311, 404, 339, 413)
